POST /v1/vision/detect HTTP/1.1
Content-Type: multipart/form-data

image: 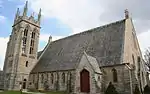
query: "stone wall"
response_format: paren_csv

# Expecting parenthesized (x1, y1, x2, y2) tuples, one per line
(0, 71, 4, 89)
(101, 64, 139, 94)
(123, 18, 147, 90)
(3, 9, 40, 90)
(75, 53, 102, 94)
(29, 70, 75, 92)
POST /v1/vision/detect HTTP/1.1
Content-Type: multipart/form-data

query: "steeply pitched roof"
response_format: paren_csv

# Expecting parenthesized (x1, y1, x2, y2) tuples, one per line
(37, 51, 43, 59)
(0, 71, 3, 74)
(31, 19, 126, 73)
(84, 52, 102, 74)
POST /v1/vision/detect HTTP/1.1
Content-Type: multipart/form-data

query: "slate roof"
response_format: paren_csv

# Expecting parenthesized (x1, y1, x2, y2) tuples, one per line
(31, 19, 126, 73)
(0, 71, 3, 75)
(37, 51, 43, 59)
(84, 52, 102, 74)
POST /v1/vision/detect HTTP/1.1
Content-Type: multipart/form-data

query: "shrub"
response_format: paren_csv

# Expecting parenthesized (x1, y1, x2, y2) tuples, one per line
(105, 82, 118, 94)
(133, 85, 141, 94)
(144, 85, 150, 94)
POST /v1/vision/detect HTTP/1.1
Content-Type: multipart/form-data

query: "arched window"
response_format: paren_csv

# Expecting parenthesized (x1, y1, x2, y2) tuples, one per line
(30, 40, 34, 47)
(138, 56, 141, 63)
(98, 76, 100, 81)
(24, 28, 28, 36)
(30, 32, 35, 54)
(25, 61, 28, 67)
(23, 37, 27, 45)
(31, 32, 36, 39)
(112, 68, 118, 82)
(29, 47, 34, 54)
(41, 74, 44, 83)
(51, 73, 54, 84)
(62, 73, 65, 83)
(46, 73, 48, 81)
(137, 56, 141, 71)
(22, 27, 29, 54)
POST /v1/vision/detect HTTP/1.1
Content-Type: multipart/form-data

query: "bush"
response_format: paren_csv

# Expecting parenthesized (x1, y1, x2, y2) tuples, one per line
(144, 85, 150, 94)
(105, 82, 118, 94)
(133, 85, 141, 94)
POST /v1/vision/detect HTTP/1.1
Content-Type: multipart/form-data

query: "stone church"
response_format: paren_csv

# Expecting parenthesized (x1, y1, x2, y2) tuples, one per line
(2, 1, 149, 94)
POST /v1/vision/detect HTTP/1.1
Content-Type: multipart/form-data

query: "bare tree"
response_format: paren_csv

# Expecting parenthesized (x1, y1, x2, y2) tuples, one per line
(144, 48, 150, 71)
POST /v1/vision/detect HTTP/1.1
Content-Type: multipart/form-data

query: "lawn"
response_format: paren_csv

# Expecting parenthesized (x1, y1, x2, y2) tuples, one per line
(0, 91, 26, 94)
(41, 91, 66, 94)
(0, 91, 66, 94)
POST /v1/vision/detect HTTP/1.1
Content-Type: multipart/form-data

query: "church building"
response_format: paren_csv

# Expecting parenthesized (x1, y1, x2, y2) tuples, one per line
(3, 1, 149, 94)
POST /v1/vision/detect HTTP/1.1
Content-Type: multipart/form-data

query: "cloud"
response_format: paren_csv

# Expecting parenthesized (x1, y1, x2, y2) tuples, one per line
(0, 0, 2, 7)
(40, 33, 64, 42)
(0, 34, 64, 69)
(21, 0, 150, 35)
(18, 0, 150, 53)
(0, 15, 6, 23)
(39, 33, 64, 51)
(0, 37, 9, 70)
(97, 0, 150, 34)
(23, 0, 104, 34)
(137, 30, 150, 53)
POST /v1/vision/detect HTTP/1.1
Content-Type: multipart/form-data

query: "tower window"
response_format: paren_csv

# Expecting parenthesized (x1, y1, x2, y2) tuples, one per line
(112, 68, 118, 82)
(29, 47, 34, 54)
(25, 61, 28, 67)
(30, 40, 34, 47)
(22, 46, 26, 54)
(23, 37, 27, 45)
(31, 32, 35, 39)
(24, 29, 28, 36)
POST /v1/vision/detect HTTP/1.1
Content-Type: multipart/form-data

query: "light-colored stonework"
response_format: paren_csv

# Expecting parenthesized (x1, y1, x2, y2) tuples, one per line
(2, 2, 149, 94)
(3, 1, 41, 90)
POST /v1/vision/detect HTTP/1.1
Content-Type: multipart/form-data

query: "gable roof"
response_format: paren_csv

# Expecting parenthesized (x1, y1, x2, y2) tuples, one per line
(84, 51, 102, 74)
(31, 19, 126, 73)
(37, 51, 43, 59)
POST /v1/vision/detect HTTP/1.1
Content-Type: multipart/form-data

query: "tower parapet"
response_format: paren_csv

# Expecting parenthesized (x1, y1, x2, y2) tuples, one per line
(13, 1, 41, 27)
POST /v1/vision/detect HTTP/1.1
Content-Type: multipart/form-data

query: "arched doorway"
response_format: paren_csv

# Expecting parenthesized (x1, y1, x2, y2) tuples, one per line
(80, 69, 90, 93)
(22, 79, 27, 89)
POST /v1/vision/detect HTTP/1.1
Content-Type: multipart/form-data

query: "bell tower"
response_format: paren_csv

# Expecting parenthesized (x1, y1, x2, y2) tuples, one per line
(3, 1, 41, 90)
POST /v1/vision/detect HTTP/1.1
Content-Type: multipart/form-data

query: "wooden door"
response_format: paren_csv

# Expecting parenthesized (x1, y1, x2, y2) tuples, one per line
(80, 69, 90, 93)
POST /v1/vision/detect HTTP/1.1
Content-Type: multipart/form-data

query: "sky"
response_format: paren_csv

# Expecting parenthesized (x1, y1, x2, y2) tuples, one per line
(0, 0, 150, 70)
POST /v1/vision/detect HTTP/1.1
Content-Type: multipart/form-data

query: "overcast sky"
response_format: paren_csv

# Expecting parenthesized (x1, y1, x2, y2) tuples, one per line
(0, 0, 150, 70)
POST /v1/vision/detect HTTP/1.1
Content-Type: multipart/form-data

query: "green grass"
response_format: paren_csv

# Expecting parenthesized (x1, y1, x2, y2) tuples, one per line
(40, 91, 66, 94)
(0, 91, 66, 94)
(0, 91, 27, 94)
